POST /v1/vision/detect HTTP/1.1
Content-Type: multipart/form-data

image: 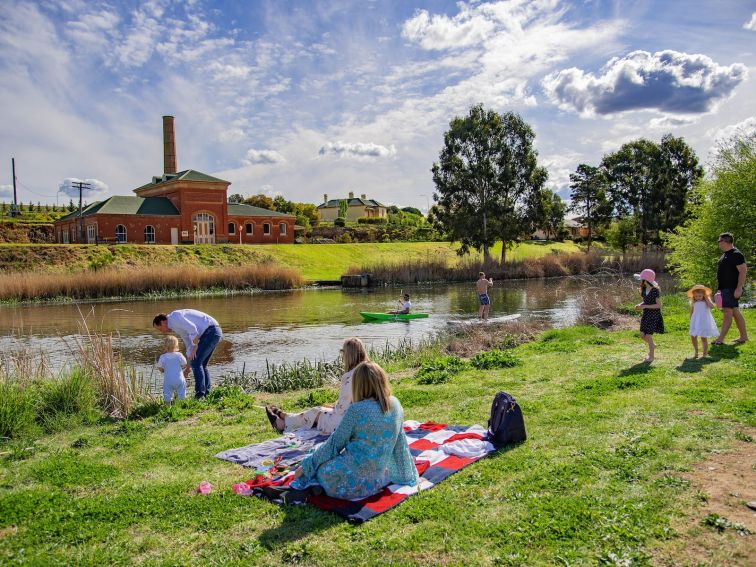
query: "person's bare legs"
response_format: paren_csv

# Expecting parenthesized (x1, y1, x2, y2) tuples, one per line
(715, 308, 734, 343)
(701, 337, 709, 357)
(483, 304, 491, 320)
(641, 332, 655, 362)
(732, 308, 748, 342)
(691, 336, 699, 358)
(478, 304, 485, 319)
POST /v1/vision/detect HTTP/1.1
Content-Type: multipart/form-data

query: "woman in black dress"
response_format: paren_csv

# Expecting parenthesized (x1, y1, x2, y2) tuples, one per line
(635, 268, 664, 362)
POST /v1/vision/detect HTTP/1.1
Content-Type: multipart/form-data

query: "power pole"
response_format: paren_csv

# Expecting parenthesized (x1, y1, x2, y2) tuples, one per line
(70, 180, 90, 242)
(10, 158, 19, 217)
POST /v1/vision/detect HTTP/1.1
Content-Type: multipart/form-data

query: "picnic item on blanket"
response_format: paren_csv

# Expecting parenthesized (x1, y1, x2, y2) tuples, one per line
(224, 421, 496, 523)
(215, 430, 328, 469)
(196, 481, 212, 494)
(487, 391, 527, 447)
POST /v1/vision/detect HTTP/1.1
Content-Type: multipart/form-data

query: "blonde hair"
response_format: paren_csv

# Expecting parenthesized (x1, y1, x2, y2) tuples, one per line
(352, 361, 392, 413)
(164, 336, 179, 352)
(342, 337, 368, 372)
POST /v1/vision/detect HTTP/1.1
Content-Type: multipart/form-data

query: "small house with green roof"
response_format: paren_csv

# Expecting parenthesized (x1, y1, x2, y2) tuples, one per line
(54, 116, 296, 245)
(316, 192, 386, 222)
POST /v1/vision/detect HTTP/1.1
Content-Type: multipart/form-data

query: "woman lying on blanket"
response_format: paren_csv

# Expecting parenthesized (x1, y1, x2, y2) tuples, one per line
(289, 361, 419, 500)
(266, 338, 368, 435)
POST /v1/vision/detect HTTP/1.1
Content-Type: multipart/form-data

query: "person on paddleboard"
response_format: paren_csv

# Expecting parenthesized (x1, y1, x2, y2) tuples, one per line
(476, 272, 493, 320)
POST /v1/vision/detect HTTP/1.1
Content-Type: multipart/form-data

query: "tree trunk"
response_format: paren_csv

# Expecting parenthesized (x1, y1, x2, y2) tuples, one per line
(482, 211, 490, 261)
(501, 241, 507, 263)
(587, 223, 592, 252)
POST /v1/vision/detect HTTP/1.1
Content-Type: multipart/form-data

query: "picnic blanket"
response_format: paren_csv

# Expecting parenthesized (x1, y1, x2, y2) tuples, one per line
(218, 420, 496, 523)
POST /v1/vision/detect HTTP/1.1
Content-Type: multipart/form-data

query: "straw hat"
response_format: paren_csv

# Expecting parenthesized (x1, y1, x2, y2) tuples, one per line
(687, 284, 712, 298)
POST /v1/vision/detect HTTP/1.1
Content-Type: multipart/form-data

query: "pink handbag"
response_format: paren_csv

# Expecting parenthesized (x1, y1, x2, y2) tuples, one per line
(714, 291, 723, 309)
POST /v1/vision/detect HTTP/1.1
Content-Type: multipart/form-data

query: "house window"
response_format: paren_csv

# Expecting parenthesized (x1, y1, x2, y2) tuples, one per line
(115, 224, 127, 243)
(228, 222, 236, 235)
(245, 222, 253, 235)
(87, 224, 97, 243)
(279, 222, 287, 235)
(263, 223, 271, 235)
(62, 229, 69, 244)
(144, 225, 155, 243)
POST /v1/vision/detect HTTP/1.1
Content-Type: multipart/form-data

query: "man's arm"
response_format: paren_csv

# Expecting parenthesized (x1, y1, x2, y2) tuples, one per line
(168, 312, 199, 356)
(735, 263, 747, 298)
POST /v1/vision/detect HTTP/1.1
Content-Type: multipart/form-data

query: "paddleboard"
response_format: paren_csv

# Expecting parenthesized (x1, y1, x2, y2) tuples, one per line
(446, 313, 522, 326)
(360, 312, 430, 322)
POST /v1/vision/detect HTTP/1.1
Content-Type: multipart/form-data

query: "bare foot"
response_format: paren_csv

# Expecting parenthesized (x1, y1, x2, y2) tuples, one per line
(644, 357, 654, 363)
(693, 353, 699, 359)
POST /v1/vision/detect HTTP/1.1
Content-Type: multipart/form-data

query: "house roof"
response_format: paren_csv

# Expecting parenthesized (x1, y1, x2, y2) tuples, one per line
(316, 197, 385, 209)
(227, 203, 294, 218)
(134, 169, 230, 192)
(57, 196, 180, 220)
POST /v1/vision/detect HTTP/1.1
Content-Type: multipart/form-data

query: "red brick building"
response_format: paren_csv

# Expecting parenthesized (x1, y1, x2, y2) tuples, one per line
(54, 116, 296, 245)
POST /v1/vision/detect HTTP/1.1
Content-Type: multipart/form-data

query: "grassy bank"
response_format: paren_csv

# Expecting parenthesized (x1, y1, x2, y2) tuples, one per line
(0, 241, 580, 281)
(1, 299, 753, 565)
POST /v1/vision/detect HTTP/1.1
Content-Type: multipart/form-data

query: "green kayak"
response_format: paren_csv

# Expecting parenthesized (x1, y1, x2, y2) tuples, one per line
(360, 312, 430, 321)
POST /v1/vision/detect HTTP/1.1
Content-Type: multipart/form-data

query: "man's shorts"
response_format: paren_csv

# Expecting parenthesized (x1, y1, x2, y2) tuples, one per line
(720, 288, 740, 308)
(478, 293, 490, 306)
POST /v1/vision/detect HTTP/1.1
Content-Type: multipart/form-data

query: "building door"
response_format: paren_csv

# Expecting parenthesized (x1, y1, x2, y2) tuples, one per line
(192, 213, 215, 244)
(171, 227, 179, 245)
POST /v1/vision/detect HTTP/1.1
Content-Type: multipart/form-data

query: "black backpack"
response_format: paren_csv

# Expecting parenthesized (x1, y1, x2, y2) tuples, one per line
(487, 392, 526, 447)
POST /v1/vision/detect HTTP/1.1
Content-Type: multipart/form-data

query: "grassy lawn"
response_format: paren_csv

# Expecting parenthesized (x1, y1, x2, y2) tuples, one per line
(1, 299, 752, 565)
(261, 240, 581, 280)
(0, 241, 581, 280)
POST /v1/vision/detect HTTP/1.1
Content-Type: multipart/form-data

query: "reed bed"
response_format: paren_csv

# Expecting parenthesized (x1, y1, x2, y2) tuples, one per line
(572, 274, 639, 329)
(349, 250, 667, 285)
(0, 264, 303, 302)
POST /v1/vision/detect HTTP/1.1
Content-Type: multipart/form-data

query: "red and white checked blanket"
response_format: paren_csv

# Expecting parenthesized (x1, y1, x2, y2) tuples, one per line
(237, 421, 496, 523)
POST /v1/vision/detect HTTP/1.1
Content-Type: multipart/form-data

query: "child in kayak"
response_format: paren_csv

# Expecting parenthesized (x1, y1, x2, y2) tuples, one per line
(388, 293, 411, 314)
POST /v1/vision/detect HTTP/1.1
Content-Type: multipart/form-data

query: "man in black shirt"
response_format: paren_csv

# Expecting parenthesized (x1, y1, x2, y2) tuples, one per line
(713, 232, 748, 345)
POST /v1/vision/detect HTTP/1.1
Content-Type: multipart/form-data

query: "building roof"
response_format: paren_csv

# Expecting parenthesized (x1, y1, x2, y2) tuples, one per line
(316, 197, 385, 209)
(57, 196, 180, 221)
(227, 203, 294, 218)
(134, 169, 230, 192)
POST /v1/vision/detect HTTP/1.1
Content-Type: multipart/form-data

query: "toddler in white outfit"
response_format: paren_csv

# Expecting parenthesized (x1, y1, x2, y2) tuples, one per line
(157, 336, 188, 403)
(688, 285, 719, 358)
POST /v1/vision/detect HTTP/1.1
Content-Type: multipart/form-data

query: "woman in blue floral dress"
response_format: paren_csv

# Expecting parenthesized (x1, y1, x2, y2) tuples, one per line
(290, 361, 418, 500)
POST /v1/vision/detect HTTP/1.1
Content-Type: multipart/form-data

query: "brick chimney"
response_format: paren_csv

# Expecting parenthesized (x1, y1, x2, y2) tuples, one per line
(348, 191, 354, 199)
(323, 193, 328, 203)
(162, 115, 177, 175)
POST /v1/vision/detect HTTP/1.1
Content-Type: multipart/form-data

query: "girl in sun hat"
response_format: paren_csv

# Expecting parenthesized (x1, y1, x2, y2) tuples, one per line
(634, 268, 664, 362)
(687, 284, 719, 358)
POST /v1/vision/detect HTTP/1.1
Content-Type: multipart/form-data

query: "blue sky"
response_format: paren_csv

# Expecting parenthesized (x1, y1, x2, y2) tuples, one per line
(1, 0, 754, 210)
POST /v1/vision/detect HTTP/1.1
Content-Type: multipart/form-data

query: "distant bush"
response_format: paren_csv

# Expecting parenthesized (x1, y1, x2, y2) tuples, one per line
(334, 217, 346, 227)
(357, 217, 388, 225)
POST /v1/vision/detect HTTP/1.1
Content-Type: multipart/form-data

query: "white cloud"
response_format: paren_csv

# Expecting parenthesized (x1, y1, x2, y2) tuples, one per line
(744, 13, 756, 31)
(707, 116, 756, 144)
(319, 141, 397, 159)
(401, 5, 495, 50)
(242, 149, 286, 165)
(58, 178, 109, 198)
(542, 50, 748, 116)
(648, 115, 697, 128)
(0, 184, 13, 200)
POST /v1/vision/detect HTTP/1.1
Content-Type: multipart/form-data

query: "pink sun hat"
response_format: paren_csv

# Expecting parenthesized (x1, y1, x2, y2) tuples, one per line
(633, 268, 658, 287)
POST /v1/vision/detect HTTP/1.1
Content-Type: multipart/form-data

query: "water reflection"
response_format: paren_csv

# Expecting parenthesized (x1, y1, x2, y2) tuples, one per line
(0, 278, 634, 376)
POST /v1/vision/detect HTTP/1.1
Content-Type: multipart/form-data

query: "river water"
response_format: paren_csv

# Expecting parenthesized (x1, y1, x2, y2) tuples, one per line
(0, 278, 622, 378)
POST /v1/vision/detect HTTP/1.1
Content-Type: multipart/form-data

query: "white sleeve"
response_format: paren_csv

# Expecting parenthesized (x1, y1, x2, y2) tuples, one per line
(156, 354, 165, 370)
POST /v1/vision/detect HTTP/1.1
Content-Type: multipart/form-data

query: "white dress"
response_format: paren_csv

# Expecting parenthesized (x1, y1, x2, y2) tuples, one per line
(689, 301, 719, 338)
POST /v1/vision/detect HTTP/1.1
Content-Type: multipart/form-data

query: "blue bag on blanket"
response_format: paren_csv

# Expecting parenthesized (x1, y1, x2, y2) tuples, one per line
(487, 391, 526, 447)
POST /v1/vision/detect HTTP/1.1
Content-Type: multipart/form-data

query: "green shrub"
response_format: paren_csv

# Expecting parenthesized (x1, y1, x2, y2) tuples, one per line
(470, 349, 520, 369)
(0, 381, 38, 439)
(334, 217, 346, 227)
(416, 355, 467, 384)
(357, 217, 388, 225)
(37, 369, 97, 430)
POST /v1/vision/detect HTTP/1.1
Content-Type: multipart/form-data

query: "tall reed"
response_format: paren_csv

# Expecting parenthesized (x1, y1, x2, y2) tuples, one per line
(0, 264, 303, 302)
(349, 249, 667, 285)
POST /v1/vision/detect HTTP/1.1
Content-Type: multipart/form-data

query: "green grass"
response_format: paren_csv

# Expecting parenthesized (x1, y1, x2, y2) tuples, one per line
(0, 241, 581, 281)
(1, 301, 752, 565)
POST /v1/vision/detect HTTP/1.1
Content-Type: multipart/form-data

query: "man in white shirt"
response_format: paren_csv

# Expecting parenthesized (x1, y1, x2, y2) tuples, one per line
(153, 309, 223, 399)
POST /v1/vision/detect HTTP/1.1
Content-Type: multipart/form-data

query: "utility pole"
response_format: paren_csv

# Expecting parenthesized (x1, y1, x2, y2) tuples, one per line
(10, 158, 19, 217)
(70, 180, 90, 242)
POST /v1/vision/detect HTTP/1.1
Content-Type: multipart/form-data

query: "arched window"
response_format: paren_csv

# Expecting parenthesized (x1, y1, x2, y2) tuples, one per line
(245, 222, 253, 235)
(263, 223, 271, 235)
(228, 222, 236, 235)
(115, 224, 127, 243)
(279, 222, 287, 235)
(144, 225, 155, 243)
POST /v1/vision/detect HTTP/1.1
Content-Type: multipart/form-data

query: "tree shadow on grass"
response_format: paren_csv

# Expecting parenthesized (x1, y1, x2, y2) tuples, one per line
(257, 500, 341, 550)
(617, 362, 653, 377)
